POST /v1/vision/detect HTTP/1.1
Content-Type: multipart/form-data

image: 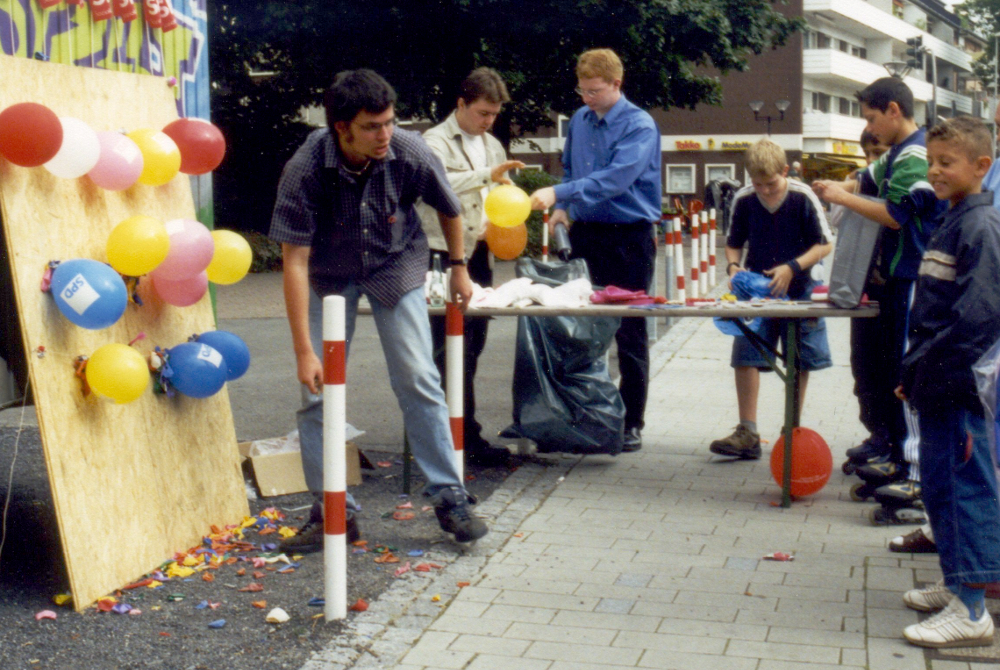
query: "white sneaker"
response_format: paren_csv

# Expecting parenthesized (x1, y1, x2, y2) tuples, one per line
(903, 596, 995, 648)
(903, 580, 953, 612)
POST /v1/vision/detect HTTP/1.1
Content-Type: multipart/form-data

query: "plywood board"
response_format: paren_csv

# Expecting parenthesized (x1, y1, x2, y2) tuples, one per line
(0, 55, 249, 610)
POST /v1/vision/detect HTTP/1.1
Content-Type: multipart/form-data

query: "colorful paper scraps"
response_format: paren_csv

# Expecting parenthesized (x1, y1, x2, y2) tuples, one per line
(251, 600, 267, 609)
(208, 619, 226, 629)
(349, 599, 368, 612)
(35, 610, 57, 621)
(238, 583, 264, 593)
(52, 593, 72, 606)
(265, 607, 289, 623)
(394, 562, 411, 577)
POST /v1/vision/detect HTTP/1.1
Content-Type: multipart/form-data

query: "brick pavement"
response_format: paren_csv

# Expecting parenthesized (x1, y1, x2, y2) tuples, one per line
(307, 313, 999, 670)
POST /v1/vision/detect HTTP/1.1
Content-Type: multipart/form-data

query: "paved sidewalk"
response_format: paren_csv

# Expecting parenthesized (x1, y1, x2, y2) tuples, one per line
(310, 314, 999, 670)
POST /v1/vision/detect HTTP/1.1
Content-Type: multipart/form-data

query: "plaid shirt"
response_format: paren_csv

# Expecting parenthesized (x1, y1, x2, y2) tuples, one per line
(269, 127, 461, 306)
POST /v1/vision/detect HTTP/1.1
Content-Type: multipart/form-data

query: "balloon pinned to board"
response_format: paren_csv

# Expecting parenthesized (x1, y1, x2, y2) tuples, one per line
(44, 117, 100, 179)
(485, 222, 527, 260)
(152, 271, 208, 307)
(88, 131, 144, 191)
(193, 331, 250, 381)
(151, 219, 214, 281)
(127, 128, 181, 186)
(205, 230, 252, 285)
(162, 118, 226, 174)
(483, 185, 531, 228)
(86, 343, 149, 404)
(107, 215, 170, 277)
(0, 102, 63, 167)
(162, 342, 227, 398)
(49, 259, 128, 329)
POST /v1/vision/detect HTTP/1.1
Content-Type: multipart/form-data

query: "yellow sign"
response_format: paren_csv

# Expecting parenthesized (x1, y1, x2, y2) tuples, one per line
(721, 141, 752, 151)
(675, 140, 701, 151)
(833, 141, 861, 156)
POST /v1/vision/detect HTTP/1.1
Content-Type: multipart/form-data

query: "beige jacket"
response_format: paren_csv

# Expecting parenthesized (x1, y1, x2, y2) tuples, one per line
(418, 111, 509, 255)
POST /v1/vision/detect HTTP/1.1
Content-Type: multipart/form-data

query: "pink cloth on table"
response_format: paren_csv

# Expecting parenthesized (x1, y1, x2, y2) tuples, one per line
(590, 286, 655, 305)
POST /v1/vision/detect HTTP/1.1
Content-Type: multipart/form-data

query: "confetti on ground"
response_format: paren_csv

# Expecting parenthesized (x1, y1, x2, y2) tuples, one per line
(762, 552, 794, 561)
(394, 562, 411, 577)
(251, 600, 267, 609)
(308, 597, 324, 607)
(266, 607, 289, 623)
(431, 595, 440, 602)
(407, 549, 425, 557)
(35, 610, 57, 621)
(349, 599, 368, 612)
(52, 593, 72, 606)
(456, 581, 470, 588)
(392, 511, 415, 521)
(414, 562, 442, 572)
(373, 553, 400, 564)
(208, 619, 226, 629)
(238, 583, 264, 593)
(376, 461, 393, 468)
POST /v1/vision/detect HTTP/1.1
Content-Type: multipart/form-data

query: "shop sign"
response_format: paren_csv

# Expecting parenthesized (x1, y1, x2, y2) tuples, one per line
(721, 141, 751, 151)
(675, 140, 701, 151)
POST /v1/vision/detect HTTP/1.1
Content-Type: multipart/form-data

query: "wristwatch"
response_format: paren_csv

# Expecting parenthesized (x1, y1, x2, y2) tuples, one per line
(449, 258, 466, 267)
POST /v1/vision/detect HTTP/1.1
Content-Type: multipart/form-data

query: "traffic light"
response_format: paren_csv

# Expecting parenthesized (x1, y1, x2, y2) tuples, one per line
(906, 36, 924, 70)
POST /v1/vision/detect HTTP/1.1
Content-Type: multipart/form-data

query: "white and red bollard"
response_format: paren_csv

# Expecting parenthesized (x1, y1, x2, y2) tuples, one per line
(709, 208, 718, 287)
(673, 216, 685, 302)
(445, 302, 464, 482)
(322, 295, 347, 622)
(541, 210, 549, 262)
(699, 211, 709, 295)
(690, 216, 700, 299)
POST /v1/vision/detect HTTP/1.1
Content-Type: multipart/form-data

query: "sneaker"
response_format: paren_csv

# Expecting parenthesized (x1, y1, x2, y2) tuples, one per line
(465, 436, 512, 467)
(622, 427, 642, 453)
(709, 425, 761, 460)
(889, 527, 937, 554)
(845, 436, 891, 463)
(434, 486, 488, 543)
(277, 509, 360, 554)
(903, 595, 995, 648)
(903, 580, 953, 612)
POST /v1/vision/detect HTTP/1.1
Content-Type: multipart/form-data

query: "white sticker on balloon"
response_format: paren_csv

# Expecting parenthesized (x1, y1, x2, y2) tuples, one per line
(197, 345, 223, 368)
(165, 219, 185, 235)
(60, 273, 101, 315)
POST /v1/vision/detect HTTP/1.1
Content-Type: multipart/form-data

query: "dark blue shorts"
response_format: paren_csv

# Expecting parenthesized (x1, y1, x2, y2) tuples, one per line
(730, 316, 833, 371)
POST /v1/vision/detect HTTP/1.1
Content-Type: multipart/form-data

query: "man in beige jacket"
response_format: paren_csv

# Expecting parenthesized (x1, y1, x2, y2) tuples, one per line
(419, 67, 523, 465)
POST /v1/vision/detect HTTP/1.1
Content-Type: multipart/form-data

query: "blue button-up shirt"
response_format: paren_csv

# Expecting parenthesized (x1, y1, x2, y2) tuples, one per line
(983, 161, 1000, 210)
(553, 95, 662, 224)
(269, 127, 461, 307)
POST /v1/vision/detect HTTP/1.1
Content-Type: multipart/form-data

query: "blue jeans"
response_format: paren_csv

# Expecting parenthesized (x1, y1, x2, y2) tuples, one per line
(297, 283, 465, 507)
(919, 406, 1000, 588)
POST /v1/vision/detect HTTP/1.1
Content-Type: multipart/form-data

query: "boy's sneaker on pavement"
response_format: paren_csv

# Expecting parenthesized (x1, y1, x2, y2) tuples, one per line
(434, 486, 488, 542)
(709, 425, 762, 460)
(903, 596, 995, 648)
(277, 510, 360, 554)
(903, 580, 953, 612)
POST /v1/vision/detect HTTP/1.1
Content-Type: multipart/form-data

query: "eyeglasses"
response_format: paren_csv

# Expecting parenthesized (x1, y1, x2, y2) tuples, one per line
(575, 86, 609, 98)
(353, 118, 397, 134)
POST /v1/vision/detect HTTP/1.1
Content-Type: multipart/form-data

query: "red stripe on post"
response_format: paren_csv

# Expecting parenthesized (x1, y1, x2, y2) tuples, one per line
(324, 491, 346, 535)
(323, 341, 346, 385)
(446, 302, 463, 336)
(450, 417, 464, 451)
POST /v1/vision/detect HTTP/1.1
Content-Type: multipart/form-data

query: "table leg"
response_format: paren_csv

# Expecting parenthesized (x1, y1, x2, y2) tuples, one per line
(781, 320, 802, 508)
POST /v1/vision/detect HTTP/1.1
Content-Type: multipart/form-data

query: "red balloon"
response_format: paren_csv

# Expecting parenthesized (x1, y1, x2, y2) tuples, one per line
(0, 102, 64, 167)
(162, 118, 226, 174)
(770, 427, 833, 497)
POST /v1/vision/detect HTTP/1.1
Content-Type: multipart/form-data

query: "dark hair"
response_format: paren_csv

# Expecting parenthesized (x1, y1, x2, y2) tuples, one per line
(927, 115, 993, 161)
(855, 77, 914, 119)
(458, 67, 510, 105)
(323, 69, 397, 128)
(860, 129, 878, 147)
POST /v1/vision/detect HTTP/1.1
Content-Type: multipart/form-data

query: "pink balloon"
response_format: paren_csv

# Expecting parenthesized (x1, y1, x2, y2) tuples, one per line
(151, 219, 215, 281)
(152, 271, 208, 307)
(87, 131, 144, 191)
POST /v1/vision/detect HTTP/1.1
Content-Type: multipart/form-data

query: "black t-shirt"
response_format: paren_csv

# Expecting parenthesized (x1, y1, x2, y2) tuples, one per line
(727, 180, 829, 298)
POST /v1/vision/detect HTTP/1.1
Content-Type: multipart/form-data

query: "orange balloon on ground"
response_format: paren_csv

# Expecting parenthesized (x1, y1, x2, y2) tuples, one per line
(485, 222, 527, 260)
(770, 427, 833, 497)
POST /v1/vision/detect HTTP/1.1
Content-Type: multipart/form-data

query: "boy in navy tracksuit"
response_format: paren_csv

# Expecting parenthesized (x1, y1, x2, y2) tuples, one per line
(896, 116, 1000, 648)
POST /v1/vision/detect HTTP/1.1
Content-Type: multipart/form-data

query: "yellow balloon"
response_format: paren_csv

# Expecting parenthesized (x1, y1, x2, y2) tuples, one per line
(484, 184, 531, 228)
(86, 343, 149, 404)
(206, 230, 253, 285)
(107, 215, 170, 276)
(127, 128, 181, 186)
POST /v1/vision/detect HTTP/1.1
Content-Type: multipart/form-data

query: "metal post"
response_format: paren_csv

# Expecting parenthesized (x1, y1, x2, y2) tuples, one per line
(322, 296, 347, 621)
(445, 302, 464, 481)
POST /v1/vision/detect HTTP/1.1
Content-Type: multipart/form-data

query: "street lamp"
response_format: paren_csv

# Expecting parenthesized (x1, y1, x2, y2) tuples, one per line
(749, 99, 791, 135)
(883, 61, 911, 79)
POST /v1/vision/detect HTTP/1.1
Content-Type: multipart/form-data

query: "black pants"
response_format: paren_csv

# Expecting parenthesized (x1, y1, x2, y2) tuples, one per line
(429, 241, 492, 444)
(850, 276, 913, 460)
(569, 220, 656, 431)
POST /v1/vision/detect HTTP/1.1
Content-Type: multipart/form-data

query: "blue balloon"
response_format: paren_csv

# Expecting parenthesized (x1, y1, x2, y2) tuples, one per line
(194, 331, 251, 381)
(165, 342, 227, 398)
(50, 259, 128, 329)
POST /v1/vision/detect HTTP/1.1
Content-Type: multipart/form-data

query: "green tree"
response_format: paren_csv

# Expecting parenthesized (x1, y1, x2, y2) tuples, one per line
(957, 0, 1000, 95)
(209, 0, 801, 233)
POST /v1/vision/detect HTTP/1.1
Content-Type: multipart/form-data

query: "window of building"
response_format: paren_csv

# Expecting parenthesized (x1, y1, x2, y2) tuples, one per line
(839, 97, 852, 115)
(706, 164, 735, 184)
(851, 45, 867, 59)
(666, 165, 696, 194)
(838, 39, 849, 53)
(852, 100, 860, 117)
(811, 92, 831, 113)
(816, 32, 831, 49)
(557, 115, 570, 139)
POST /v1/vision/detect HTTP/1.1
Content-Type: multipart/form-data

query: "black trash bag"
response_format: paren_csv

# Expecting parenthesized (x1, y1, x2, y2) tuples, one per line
(499, 258, 625, 455)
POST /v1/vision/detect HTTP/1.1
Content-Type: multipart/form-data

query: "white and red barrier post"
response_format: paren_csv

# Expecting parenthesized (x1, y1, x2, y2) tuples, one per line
(673, 216, 685, 302)
(445, 302, 464, 482)
(541, 210, 549, 262)
(690, 216, 700, 299)
(322, 295, 347, 622)
(709, 207, 718, 287)
(699, 211, 709, 295)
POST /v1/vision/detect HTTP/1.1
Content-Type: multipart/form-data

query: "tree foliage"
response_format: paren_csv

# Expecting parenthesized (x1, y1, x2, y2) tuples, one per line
(208, 0, 801, 232)
(957, 0, 1000, 95)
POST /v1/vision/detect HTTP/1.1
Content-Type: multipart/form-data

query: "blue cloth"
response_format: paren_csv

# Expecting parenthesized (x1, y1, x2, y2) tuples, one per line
(983, 163, 1000, 209)
(713, 271, 787, 337)
(297, 284, 464, 502)
(553, 96, 661, 224)
(919, 406, 1000, 589)
(269, 128, 461, 308)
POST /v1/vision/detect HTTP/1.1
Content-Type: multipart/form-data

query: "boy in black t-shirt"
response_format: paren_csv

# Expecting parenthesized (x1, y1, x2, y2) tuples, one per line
(710, 139, 833, 459)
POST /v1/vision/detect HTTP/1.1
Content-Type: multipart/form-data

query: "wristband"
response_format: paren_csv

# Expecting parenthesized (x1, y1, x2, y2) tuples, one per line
(449, 258, 466, 267)
(787, 259, 802, 274)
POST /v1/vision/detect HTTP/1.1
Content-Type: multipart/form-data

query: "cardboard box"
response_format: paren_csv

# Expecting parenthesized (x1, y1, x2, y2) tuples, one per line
(238, 439, 362, 497)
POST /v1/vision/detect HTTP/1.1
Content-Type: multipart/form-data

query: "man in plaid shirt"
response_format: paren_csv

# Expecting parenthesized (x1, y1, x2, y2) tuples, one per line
(270, 69, 488, 548)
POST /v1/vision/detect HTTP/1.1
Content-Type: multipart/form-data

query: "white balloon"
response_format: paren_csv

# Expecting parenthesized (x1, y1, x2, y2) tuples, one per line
(44, 117, 101, 179)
